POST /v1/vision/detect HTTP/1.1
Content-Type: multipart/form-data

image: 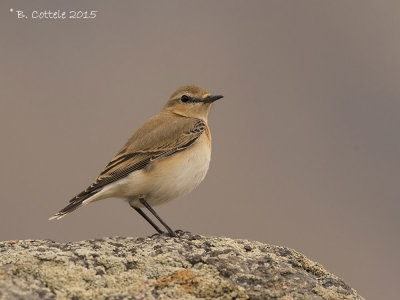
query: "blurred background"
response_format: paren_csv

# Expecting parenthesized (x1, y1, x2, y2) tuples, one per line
(1, 1, 399, 298)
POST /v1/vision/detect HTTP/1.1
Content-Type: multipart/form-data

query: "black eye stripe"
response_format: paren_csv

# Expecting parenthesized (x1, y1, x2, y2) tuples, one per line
(179, 95, 205, 104)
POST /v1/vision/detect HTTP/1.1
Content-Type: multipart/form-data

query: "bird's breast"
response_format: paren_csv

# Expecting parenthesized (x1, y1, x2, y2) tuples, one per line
(123, 133, 212, 207)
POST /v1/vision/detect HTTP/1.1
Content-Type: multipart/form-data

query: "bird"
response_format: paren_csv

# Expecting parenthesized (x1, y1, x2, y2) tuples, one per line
(49, 84, 223, 237)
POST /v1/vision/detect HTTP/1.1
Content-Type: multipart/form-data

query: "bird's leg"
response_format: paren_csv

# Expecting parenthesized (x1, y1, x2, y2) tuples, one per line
(139, 198, 176, 237)
(129, 204, 164, 234)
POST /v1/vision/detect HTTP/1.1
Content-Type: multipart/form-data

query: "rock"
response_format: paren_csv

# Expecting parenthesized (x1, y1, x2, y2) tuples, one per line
(0, 232, 364, 299)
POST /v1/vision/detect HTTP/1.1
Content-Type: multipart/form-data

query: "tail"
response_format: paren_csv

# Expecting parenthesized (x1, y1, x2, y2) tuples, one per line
(48, 188, 102, 220)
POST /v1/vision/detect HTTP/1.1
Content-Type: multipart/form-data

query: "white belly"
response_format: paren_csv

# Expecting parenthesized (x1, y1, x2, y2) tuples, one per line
(99, 135, 211, 207)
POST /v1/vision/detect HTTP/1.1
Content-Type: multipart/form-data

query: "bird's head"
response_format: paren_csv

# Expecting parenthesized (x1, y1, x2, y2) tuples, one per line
(163, 84, 223, 121)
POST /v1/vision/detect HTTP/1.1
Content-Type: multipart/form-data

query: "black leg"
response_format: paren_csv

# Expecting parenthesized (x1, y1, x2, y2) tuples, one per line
(139, 198, 176, 237)
(130, 203, 164, 234)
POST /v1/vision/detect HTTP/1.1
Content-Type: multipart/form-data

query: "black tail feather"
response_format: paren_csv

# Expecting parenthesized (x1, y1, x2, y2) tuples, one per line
(49, 189, 100, 220)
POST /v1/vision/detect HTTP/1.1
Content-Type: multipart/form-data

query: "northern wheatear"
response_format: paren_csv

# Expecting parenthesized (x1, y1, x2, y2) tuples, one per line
(49, 84, 223, 237)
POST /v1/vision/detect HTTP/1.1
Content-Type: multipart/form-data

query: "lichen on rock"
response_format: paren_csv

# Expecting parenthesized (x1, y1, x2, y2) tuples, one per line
(0, 232, 364, 299)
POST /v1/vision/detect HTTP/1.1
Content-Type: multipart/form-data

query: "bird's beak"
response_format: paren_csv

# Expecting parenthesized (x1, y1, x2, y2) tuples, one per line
(203, 95, 224, 103)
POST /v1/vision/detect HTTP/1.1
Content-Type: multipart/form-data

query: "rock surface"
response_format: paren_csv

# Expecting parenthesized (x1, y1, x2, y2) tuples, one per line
(0, 232, 363, 299)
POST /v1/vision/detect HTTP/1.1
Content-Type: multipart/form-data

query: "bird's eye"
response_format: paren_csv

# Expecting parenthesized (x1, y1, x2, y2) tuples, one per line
(180, 95, 190, 103)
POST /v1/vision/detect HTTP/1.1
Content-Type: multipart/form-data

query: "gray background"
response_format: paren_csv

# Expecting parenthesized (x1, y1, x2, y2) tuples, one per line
(1, 1, 399, 299)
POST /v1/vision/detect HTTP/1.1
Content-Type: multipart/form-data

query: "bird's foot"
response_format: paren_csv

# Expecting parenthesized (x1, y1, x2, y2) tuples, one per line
(149, 231, 177, 238)
(150, 232, 164, 238)
(149, 230, 190, 239)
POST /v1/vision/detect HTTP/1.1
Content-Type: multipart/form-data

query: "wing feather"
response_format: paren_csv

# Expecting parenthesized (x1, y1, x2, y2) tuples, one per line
(72, 116, 206, 202)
